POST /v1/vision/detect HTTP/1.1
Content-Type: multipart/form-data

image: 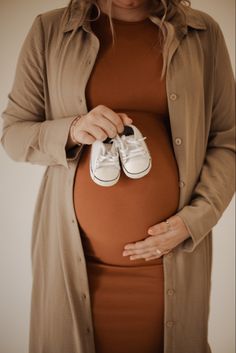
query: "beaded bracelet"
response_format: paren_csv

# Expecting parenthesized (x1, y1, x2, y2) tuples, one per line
(70, 115, 83, 145)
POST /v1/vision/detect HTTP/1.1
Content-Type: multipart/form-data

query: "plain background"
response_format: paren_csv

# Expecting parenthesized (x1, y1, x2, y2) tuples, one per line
(0, 0, 235, 352)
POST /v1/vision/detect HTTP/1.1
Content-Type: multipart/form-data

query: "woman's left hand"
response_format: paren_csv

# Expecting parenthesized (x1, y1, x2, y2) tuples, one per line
(122, 215, 190, 261)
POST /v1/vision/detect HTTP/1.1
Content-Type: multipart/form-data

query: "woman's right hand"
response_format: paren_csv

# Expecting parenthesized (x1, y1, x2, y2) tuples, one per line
(70, 105, 133, 145)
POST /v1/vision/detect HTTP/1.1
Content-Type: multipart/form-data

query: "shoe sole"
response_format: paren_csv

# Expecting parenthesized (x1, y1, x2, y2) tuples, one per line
(121, 159, 152, 179)
(90, 164, 120, 187)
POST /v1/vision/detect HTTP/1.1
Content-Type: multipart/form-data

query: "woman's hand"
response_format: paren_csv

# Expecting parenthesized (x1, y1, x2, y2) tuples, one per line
(122, 215, 190, 261)
(69, 105, 133, 145)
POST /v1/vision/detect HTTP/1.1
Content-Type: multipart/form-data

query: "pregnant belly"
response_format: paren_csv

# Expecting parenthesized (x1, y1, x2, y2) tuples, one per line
(73, 111, 180, 266)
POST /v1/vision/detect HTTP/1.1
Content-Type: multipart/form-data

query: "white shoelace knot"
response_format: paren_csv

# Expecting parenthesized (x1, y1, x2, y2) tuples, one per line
(114, 134, 147, 162)
(96, 133, 147, 168)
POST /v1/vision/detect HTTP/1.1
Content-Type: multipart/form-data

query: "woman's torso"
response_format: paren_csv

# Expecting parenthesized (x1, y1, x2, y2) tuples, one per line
(73, 10, 180, 266)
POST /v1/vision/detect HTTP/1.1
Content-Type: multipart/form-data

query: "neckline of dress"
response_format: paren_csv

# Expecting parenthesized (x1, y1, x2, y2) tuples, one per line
(99, 10, 150, 26)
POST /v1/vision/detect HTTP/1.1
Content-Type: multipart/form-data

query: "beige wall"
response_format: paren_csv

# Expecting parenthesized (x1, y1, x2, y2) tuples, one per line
(0, 1, 235, 352)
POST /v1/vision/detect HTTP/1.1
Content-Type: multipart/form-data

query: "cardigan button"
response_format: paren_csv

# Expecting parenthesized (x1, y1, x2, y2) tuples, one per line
(175, 137, 182, 145)
(86, 327, 91, 334)
(169, 93, 178, 101)
(82, 293, 87, 300)
(166, 321, 175, 328)
(167, 289, 175, 296)
(179, 180, 185, 188)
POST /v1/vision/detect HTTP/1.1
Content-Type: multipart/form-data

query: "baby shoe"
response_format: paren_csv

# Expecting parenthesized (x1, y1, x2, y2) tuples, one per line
(113, 124, 152, 179)
(90, 138, 121, 187)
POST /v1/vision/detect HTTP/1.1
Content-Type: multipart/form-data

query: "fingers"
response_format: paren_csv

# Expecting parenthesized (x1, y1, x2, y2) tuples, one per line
(123, 246, 171, 261)
(123, 218, 176, 255)
(92, 114, 121, 139)
(97, 105, 132, 127)
(117, 112, 134, 126)
(122, 216, 189, 263)
(72, 105, 133, 144)
(124, 236, 154, 251)
(96, 106, 133, 135)
(123, 246, 158, 257)
(130, 250, 161, 260)
(84, 123, 111, 141)
(128, 248, 170, 261)
(74, 129, 97, 144)
(148, 218, 175, 235)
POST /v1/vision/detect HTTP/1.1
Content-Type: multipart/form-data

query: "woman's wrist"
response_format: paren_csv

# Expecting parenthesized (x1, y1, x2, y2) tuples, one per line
(66, 115, 83, 150)
(70, 115, 83, 144)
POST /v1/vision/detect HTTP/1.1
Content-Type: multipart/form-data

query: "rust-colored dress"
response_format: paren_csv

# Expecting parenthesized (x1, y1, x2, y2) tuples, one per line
(73, 8, 180, 353)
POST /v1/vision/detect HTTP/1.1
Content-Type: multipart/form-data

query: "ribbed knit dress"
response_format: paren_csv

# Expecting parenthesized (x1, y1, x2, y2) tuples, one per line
(73, 7, 180, 353)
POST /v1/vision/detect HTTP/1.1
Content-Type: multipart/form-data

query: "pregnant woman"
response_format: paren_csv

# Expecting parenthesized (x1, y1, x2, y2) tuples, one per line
(1, 0, 235, 352)
(73, 5, 180, 351)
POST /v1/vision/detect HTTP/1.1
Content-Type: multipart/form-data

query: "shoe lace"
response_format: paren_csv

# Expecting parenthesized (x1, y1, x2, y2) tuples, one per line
(114, 134, 147, 163)
(96, 142, 119, 168)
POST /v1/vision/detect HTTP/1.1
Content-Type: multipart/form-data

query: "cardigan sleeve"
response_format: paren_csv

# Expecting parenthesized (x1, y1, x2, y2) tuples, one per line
(0, 14, 83, 169)
(176, 22, 236, 253)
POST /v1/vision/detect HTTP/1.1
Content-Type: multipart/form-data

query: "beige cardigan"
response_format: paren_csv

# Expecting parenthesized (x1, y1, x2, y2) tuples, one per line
(1, 1, 235, 352)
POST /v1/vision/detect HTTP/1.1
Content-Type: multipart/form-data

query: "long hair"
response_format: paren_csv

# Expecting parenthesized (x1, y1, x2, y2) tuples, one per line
(62, 0, 191, 80)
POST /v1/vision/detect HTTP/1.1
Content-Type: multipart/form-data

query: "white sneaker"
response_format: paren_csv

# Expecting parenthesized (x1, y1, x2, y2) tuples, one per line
(113, 124, 152, 179)
(90, 138, 121, 187)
